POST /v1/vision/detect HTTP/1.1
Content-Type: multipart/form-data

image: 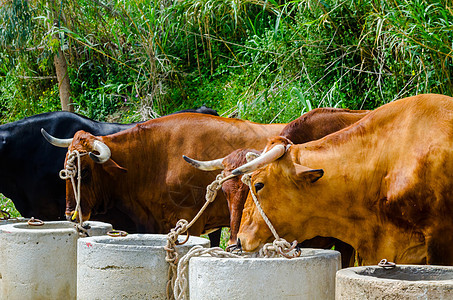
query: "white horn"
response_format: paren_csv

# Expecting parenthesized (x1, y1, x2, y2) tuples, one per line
(41, 128, 73, 148)
(89, 140, 111, 164)
(232, 144, 286, 175)
(183, 155, 225, 171)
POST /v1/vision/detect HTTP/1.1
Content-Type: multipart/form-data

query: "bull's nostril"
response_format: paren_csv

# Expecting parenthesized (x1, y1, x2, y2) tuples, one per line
(237, 238, 242, 250)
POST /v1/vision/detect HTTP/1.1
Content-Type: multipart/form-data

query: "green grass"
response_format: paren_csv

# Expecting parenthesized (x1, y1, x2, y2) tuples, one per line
(201, 227, 230, 250)
(0, 194, 21, 219)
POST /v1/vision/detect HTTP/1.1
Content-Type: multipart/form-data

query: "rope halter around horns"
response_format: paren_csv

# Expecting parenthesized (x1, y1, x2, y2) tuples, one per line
(59, 149, 90, 236)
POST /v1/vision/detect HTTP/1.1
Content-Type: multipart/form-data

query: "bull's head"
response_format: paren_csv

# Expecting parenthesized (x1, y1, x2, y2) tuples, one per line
(42, 128, 126, 222)
(232, 138, 324, 252)
(183, 148, 261, 245)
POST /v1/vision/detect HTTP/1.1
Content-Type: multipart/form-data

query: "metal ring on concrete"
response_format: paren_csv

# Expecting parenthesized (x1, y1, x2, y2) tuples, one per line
(27, 217, 44, 226)
(107, 230, 128, 237)
(175, 232, 190, 245)
(378, 258, 396, 269)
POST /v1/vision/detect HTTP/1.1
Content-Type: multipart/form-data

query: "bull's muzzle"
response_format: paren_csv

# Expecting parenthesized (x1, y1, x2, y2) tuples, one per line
(65, 211, 76, 222)
(226, 238, 242, 253)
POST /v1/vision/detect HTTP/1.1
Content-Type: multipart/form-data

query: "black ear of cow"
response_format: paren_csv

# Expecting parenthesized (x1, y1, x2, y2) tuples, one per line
(307, 169, 324, 183)
(294, 163, 324, 184)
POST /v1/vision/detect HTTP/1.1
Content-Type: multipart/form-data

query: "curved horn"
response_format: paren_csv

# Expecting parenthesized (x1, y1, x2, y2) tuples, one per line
(41, 128, 73, 148)
(183, 155, 225, 171)
(232, 144, 286, 175)
(89, 140, 111, 164)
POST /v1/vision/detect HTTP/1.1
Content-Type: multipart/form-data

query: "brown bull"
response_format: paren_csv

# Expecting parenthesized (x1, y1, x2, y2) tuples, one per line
(234, 94, 453, 265)
(43, 113, 284, 237)
(184, 108, 369, 244)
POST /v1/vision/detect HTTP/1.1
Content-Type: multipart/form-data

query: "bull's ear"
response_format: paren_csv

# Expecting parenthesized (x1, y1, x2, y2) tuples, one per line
(294, 163, 324, 183)
(102, 159, 127, 175)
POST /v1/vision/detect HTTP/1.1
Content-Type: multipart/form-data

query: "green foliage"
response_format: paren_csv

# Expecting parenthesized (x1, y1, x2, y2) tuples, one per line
(2, 0, 451, 125)
(0, 0, 452, 239)
(0, 194, 22, 218)
(0, 0, 34, 48)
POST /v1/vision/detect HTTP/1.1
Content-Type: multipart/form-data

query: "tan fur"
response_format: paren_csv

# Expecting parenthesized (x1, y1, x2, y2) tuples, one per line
(238, 94, 453, 265)
(221, 109, 368, 250)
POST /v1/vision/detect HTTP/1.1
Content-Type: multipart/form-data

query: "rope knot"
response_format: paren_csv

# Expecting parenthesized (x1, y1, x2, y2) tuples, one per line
(260, 238, 301, 258)
(74, 223, 90, 237)
(246, 151, 260, 162)
(59, 150, 87, 180)
(59, 150, 88, 225)
(241, 173, 251, 186)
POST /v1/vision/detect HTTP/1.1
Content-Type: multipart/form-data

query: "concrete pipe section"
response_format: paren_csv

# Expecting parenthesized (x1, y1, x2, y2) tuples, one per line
(77, 233, 210, 300)
(189, 248, 341, 300)
(336, 265, 453, 299)
(0, 220, 112, 300)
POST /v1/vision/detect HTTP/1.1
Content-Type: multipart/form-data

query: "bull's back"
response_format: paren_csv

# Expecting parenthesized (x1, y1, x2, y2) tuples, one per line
(308, 94, 453, 227)
(133, 113, 285, 156)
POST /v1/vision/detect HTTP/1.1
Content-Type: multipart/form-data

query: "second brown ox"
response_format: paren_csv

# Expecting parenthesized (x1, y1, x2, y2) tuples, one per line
(44, 113, 284, 237)
(234, 94, 453, 265)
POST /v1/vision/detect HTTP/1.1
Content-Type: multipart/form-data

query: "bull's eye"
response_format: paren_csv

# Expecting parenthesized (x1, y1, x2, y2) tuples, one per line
(254, 182, 264, 192)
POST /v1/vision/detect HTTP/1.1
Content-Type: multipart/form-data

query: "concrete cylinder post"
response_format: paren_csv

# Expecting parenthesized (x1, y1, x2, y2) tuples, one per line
(77, 234, 209, 299)
(189, 248, 341, 300)
(336, 265, 453, 299)
(0, 220, 112, 300)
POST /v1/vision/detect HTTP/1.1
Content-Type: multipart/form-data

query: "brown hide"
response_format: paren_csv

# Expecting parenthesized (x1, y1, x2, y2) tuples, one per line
(223, 108, 368, 246)
(279, 107, 369, 144)
(237, 94, 453, 265)
(64, 113, 285, 236)
(220, 148, 261, 244)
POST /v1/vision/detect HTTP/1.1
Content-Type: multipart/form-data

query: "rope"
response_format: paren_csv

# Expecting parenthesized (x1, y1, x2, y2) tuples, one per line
(241, 173, 300, 259)
(165, 172, 235, 299)
(173, 246, 243, 300)
(59, 150, 90, 237)
(165, 167, 301, 299)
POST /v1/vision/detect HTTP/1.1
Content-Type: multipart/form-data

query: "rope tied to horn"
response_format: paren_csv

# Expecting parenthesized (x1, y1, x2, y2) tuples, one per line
(59, 150, 90, 237)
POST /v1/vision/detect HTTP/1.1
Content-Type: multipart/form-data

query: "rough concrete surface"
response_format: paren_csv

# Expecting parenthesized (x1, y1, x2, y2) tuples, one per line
(77, 234, 209, 300)
(0, 220, 112, 300)
(189, 248, 341, 300)
(336, 265, 453, 300)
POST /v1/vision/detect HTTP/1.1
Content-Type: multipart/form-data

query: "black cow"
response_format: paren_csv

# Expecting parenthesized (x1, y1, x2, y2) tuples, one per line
(0, 107, 220, 238)
(169, 105, 219, 116)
